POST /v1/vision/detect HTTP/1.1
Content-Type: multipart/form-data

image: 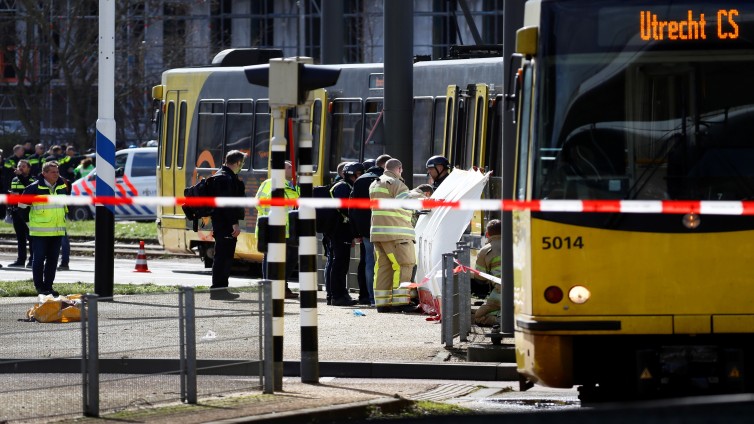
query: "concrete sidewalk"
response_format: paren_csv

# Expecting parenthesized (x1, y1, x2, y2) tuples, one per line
(60, 377, 525, 424)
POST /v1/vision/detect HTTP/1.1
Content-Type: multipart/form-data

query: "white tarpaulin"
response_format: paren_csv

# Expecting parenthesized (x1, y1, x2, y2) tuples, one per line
(415, 168, 490, 303)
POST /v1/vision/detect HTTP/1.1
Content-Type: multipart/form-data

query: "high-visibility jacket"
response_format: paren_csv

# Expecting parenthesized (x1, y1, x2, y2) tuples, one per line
(9, 173, 33, 211)
(254, 178, 299, 237)
(369, 170, 414, 242)
(23, 176, 68, 237)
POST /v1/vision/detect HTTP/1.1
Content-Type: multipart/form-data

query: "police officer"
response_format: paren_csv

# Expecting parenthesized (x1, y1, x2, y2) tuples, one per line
(255, 160, 300, 299)
(369, 158, 416, 313)
(326, 161, 364, 306)
(7, 159, 34, 268)
(209, 150, 247, 300)
(3, 145, 27, 193)
(21, 162, 68, 296)
(28, 143, 47, 177)
(425, 155, 451, 190)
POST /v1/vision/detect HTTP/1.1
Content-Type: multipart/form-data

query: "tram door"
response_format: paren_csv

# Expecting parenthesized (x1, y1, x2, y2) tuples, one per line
(309, 88, 328, 185)
(159, 90, 188, 251)
(160, 91, 188, 217)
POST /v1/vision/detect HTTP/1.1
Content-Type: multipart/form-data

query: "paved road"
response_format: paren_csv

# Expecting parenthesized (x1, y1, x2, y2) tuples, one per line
(0, 252, 254, 287)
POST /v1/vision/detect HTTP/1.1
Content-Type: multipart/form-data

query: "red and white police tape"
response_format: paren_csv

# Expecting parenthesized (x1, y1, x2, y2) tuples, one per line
(3, 194, 754, 215)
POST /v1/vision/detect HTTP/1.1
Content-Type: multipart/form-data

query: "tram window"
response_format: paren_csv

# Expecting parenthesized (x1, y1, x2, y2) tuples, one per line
(444, 97, 455, 163)
(486, 95, 504, 174)
(329, 99, 362, 170)
(164, 101, 175, 169)
(433, 98, 446, 157)
(225, 100, 253, 171)
(196, 100, 224, 169)
(310, 99, 322, 172)
(252, 101, 270, 170)
(363, 99, 384, 161)
(472, 96, 485, 166)
(413, 97, 434, 172)
(455, 97, 469, 168)
(176, 101, 187, 169)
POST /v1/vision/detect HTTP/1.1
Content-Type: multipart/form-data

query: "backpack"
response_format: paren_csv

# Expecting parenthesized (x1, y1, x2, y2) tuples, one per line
(183, 176, 217, 222)
(313, 182, 337, 234)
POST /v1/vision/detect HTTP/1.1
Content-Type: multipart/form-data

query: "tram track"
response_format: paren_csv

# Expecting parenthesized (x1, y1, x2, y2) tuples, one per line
(0, 235, 194, 259)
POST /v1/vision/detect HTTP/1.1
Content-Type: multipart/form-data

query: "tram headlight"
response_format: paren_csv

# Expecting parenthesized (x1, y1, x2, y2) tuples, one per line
(544, 286, 563, 304)
(568, 286, 591, 304)
(682, 213, 701, 229)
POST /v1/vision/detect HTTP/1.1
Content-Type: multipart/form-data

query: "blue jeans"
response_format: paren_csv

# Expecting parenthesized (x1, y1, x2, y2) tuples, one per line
(362, 238, 376, 304)
(31, 235, 62, 294)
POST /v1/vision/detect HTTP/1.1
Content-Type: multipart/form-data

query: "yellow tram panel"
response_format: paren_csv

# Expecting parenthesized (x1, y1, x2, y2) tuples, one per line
(524, 218, 754, 318)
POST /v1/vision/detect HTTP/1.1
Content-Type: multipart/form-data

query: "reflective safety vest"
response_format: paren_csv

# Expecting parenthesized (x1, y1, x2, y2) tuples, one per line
(27, 180, 68, 237)
(254, 178, 300, 237)
(369, 170, 415, 242)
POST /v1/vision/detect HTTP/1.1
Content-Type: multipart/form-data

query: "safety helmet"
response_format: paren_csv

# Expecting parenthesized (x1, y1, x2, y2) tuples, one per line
(362, 159, 376, 170)
(425, 155, 449, 169)
(343, 162, 365, 176)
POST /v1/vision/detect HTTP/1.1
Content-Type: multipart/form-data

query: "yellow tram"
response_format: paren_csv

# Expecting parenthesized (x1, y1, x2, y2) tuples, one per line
(511, 0, 754, 399)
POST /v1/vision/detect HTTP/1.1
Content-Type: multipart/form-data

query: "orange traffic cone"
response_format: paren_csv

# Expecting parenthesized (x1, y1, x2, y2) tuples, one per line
(133, 240, 151, 273)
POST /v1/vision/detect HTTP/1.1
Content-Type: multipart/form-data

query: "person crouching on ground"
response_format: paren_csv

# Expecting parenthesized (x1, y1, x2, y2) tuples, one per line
(473, 219, 502, 326)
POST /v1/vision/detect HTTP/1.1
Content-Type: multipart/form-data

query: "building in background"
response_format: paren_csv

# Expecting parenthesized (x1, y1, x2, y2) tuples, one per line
(0, 0, 504, 148)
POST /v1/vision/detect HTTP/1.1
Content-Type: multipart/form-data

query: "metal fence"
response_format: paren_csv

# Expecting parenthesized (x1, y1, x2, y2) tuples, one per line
(0, 286, 264, 422)
(441, 242, 472, 348)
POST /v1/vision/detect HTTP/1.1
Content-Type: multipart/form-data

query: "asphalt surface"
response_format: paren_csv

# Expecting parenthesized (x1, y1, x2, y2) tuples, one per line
(1, 251, 537, 423)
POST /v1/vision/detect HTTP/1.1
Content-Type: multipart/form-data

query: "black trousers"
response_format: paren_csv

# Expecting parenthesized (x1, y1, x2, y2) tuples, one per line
(31, 235, 62, 293)
(357, 242, 369, 301)
(326, 240, 352, 300)
(12, 210, 31, 263)
(212, 235, 237, 289)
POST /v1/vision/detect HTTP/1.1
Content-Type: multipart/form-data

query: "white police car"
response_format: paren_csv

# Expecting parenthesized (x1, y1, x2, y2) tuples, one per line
(69, 147, 157, 221)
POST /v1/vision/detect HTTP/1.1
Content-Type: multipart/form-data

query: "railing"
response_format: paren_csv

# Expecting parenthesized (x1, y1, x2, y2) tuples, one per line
(0, 286, 265, 422)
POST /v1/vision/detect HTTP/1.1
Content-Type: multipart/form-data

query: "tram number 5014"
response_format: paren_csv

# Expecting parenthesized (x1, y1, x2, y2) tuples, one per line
(542, 236, 583, 250)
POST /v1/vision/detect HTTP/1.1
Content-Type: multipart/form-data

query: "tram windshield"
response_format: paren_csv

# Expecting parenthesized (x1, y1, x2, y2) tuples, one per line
(534, 1, 754, 201)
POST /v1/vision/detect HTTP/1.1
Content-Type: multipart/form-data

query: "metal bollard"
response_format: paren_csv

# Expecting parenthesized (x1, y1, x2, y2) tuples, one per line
(456, 242, 471, 342)
(82, 294, 99, 417)
(184, 287, 197, 403)
(441, 253, 456, 347)
(262, 280, 274, 394)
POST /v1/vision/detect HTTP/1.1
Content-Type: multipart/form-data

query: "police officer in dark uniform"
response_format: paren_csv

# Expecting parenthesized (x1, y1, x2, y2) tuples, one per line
(209, 150, 247, 300)
(326, 161, 364, 306)
(426, 155, 451, 190)
(7, 159, 34, 268)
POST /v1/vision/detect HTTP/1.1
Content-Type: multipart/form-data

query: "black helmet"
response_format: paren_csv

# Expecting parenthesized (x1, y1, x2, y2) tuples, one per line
(362, 159, 376, 170)
(343, 162, 365, 176)
(426, 155, 449, 169)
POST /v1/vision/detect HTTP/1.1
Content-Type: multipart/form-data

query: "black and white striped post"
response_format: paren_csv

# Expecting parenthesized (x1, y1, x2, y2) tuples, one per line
(266, 58, 301, 391)
(296, 87, 319, 383)
(245, 57, 340, 389)
(268, 103, 288, 391)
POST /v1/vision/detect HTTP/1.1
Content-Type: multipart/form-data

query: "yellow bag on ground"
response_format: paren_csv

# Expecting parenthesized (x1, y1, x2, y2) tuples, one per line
(26, 294, 83, 323)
